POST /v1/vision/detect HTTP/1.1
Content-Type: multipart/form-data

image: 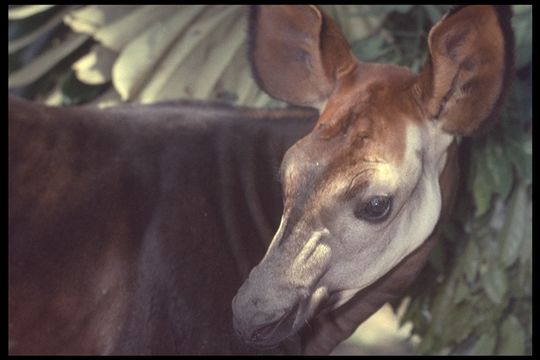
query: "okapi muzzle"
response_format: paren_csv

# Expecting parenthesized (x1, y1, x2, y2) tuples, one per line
(233, 5, 513, 349)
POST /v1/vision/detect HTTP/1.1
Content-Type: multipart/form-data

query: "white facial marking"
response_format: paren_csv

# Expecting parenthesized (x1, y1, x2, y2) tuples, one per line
(286, 229, 331, 287)
(291, 229, 329, 267)
(317, 99, 329, 113)
(321, 121, 454, 305)
(263, 215, 286, 257)
(294, 286, 328, 328)
(375, 163, 398, 187)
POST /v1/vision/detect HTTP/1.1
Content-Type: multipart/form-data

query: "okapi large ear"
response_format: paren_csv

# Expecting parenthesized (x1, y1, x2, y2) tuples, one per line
(415, 5, 514, 136)
(248, 5, 358, 109)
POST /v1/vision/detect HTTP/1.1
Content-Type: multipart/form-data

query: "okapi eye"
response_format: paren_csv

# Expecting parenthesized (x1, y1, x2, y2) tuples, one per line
(354, 196, 392, 222)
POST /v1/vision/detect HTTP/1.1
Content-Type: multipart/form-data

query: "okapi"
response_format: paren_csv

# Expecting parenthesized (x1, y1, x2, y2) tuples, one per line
(9, 5, 513, 355)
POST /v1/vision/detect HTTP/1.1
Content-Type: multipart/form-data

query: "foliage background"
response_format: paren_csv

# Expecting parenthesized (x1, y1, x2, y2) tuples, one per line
(8, 5, 532, 355)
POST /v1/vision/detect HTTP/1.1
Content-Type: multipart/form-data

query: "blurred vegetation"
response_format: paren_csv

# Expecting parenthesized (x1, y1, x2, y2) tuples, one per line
(371, 5, 532, 356)
(8, 5, 384, 108)
(8, 5, 532, 355)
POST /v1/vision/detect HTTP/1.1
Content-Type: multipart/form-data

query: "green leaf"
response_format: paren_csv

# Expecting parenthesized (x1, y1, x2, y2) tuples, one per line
(518, 153, 532, 185)
(442, 303, 480, 344)
(94, 6, 174, 52)
(320, 5, 384, 43)
(472, 138, 515, 216)
(506, 145, 532, 185)
(470, 333, 496, 355)
(519, 196, 532, 265)
(513, 5, 531, 16)
(112, 5, 207, 101)
(485, 143, 513, 201)
(8, 6, 75, 55)
(60, 71, 109, 106)
(72, 44, 116, 85)
(462, 240, 479, 284)
(482, 234, 501, 263)
(473, 293, 505, 326)
(472, 154, 493, 216)
(352, 35, 386, 61)
(64, 5, 139, 35)
(511, 5, 532, 69)
(452, 280, 469, 305)
(481, 266, 507, 305)
(520, 138, 532, 155)
(430, 282, 455, 337)
(423, 5, 443, 24)
(497, 315, 526, 355)
(503, 118, 532, 185)
(385, 5, 414, 14)
(8, 33, 89, 89)
(499, 184, 528, 267)
(427, 239, 445, 274)
(417, 332, 434, 354)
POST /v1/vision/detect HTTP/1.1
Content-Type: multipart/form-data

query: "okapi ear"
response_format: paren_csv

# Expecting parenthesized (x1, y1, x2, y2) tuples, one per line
(248, 5, 358, 109)
(415, 5, 514, 136)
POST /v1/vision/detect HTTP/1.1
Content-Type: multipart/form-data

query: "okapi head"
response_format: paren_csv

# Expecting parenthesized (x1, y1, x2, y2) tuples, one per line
(233, 5, 513, 348)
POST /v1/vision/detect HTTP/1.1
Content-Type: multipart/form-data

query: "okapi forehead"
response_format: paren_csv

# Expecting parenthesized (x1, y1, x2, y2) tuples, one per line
(318, 64, 420, 158)
(280, 64, 421, 204)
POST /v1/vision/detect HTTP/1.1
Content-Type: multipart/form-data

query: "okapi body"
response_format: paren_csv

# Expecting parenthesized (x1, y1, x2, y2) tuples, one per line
(9, 97, 315, 354)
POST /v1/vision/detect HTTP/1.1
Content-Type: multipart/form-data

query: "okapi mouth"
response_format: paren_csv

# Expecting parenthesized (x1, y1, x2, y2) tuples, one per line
(247, 302, 301, 348)
(234, 284, 331, 349)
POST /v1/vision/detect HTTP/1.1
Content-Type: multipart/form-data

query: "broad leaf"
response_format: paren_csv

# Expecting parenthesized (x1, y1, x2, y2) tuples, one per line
(485, 142, 513, 201)
(461, 239, 479, 284)
(8, 7, 76, 55)
(94, 6, 175, 52)
(481, 266, 507, 305)
(499, 185, 528, 267)
(497, 315, 526, 355)
(8, 5, 56, 20)
(61, 5, 384, 107)
(64, 5, 139, 35)
(72, 45, 117, 84)
(470, 333, 496, 355)
(112, 5, 208, 101)
(511, 5, 532, 69)
(472, 152, 493, 217)
(9, 33, 89, 89)
(135, 6, 239, 103)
